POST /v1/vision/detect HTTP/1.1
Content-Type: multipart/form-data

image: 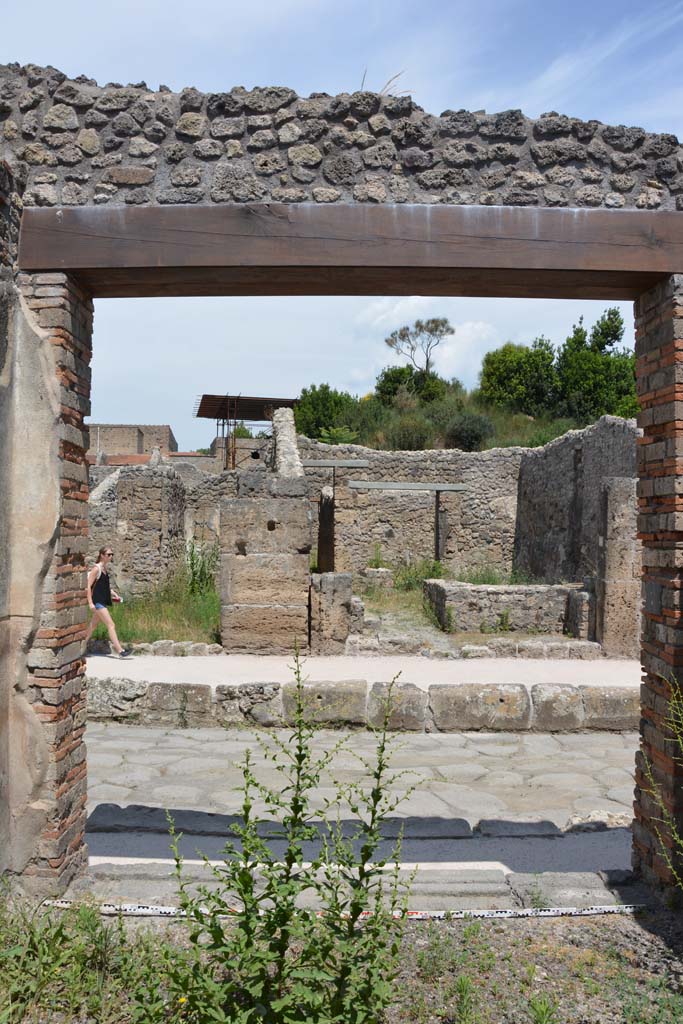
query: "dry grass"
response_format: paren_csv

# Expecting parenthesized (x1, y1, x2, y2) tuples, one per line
(92, 574, 220, 645)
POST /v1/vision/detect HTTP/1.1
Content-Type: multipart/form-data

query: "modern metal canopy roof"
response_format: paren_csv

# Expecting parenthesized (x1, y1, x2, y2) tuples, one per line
(193, 394, 297, 421)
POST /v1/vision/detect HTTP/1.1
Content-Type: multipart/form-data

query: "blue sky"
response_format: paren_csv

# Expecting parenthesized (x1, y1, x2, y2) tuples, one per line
(3, 0, 681, 447)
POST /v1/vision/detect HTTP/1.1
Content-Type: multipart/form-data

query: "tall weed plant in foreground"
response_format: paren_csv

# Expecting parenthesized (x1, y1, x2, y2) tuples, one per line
(153, 652, 410, 1024)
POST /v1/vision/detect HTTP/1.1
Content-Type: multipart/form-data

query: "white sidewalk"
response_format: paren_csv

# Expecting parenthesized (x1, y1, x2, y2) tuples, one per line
(87, 654, 641, 692)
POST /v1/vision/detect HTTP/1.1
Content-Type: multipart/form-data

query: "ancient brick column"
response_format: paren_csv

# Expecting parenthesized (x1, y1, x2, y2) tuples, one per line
(633, 274, 683, 887)
(1, 270, 93, 893)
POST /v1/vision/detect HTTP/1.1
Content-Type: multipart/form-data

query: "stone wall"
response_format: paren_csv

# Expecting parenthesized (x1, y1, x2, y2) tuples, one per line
(424, 580, 588, 635)
(89, 465, 185, 596)
(185, 470, 239, 546)
(0, 160, 20, 271)
(0, 62, 681, 238)
(300, 438, 523, 575)
(595, 478, 640, 658)
(87, 423, 177, 457)
(514, 417, 639, 582)
(220, 476, 313, 654)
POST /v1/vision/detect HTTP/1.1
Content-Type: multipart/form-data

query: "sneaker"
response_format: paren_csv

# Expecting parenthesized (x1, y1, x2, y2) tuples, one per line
(116, 648, 133, 659)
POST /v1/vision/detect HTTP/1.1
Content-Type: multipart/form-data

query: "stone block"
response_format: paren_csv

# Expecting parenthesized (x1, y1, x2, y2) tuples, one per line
(309, 572, 353, 654)
(151, 639, 174, 656)
(531, 684, 585, 731)
(580, 685, 640, 730)
(87, 676, 147, 720)
(220, 496, 312, 556)
(367, 681, 427, 731)
(566, 641, 603, 659)
(221, 552, 310, 606)
(429, 683, 532, 731)
(146, 683, 213, 725)
(221, 603, 309, 654)
(215, 682, 283, 726)
(282, 680, 367, 725)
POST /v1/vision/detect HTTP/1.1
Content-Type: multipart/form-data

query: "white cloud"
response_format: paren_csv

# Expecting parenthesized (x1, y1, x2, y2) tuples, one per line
(435, 321, 500, 383)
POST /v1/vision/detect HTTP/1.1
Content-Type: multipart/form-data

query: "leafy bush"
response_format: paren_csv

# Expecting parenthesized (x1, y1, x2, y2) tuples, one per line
(295, 383, 358, 439)
(480, 338, 558, 417)
(412, 370, 448, 403)
(385, 413, 434, 451)
(233, 421, 253, 439)
(444, 412, 495, 451)
(319, 424, 359, 445)
(375, 364, 416, 405)
(186, 540, 219, 595)
(166, 652, 409, 1024)
(394, 558, 444, 591)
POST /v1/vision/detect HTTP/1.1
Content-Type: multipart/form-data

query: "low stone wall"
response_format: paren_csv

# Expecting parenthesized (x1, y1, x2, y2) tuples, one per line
(87, 675, 639, 732)
(424, 579, 588, 635)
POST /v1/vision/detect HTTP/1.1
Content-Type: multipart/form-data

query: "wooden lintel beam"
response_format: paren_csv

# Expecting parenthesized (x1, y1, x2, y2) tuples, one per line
(17, 203, 683, 300)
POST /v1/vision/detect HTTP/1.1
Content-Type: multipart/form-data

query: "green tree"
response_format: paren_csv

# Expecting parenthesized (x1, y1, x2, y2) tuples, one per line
(384, 317, 454, 374)
(556, 308, 637, 421)
(233, 420, 253, 438)
(294, 383, 358, 439)
(375, 365, 416, 405)
(479, 337, 558, 416)
(412, 369, 448, 403)
(375, 365, 448, 405)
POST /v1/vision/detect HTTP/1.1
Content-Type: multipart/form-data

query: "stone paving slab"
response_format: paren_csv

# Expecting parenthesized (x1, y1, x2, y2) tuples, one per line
(86, 656, 641, 731)
(74, 722, 641, 910)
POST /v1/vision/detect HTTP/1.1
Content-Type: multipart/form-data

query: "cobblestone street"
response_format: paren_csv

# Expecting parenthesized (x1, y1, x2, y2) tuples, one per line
(79, 723, 641, 910)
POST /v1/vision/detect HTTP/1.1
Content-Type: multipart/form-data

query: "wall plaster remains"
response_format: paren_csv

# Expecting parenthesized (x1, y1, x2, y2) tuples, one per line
(0, 61, 682, 892)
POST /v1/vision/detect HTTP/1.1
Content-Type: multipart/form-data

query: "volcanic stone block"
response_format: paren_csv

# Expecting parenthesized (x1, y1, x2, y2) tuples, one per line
(282, 680, 367, 725)
(531, 684, 585, 731)
(221, 603, 309, 655)
(220, 496, 312, 556)
(146, 683, 213, 726)
(580, 685, 639, 730)
(309, 572, 353, 654)
(367, 681, 427, 731)
(222, 552, 310, 606)
(595, 477, 640, 658)
(429, 683, 532, 731)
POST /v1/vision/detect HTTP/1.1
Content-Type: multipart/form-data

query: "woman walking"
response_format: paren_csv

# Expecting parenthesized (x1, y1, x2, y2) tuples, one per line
(85, 546, 131, 658)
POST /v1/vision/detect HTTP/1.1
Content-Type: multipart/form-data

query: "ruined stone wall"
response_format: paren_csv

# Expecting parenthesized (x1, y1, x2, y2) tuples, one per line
(424, 580, 586, 635)
(300, 438, 523, 575)
(513, 417, 639, 582)
(185, 471, 240, 547)
(0, 62, 680, 233)
(103, 466, 185, 596)
(87, 423, 177, 456)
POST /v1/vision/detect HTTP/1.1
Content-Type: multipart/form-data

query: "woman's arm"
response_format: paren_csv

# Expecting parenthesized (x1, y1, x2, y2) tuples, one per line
(86, 565, 99, 609)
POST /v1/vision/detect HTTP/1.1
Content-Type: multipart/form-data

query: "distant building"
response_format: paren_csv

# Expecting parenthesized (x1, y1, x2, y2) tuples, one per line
(87, 424, 178, 459)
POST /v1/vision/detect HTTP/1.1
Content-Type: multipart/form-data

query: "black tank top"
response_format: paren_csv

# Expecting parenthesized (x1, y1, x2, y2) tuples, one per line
(92, 565, 112, 606)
